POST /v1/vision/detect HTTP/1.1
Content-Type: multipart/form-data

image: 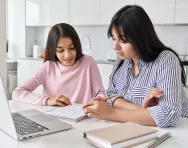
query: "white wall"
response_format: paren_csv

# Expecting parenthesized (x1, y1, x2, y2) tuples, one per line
(155, 26, 188, 55)
(75, 25, 188, 57)
(27, 25, 188, 61)
(29, 26, 112, 60)
(74, 26, 112, 60)
(0, 0, 7, 87)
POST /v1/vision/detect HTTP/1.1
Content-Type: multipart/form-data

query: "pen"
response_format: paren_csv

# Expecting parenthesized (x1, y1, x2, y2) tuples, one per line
(145, 132, 172, 148)
(94, 89, 101, 98)
(82, 89, 100, 109)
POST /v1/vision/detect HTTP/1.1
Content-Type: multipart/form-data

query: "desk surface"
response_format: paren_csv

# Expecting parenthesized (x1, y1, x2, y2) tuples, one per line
(0, 100, 188, 148)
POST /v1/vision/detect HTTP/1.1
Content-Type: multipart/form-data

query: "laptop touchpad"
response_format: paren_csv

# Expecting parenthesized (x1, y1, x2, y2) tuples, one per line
(30, 114, 54, 122)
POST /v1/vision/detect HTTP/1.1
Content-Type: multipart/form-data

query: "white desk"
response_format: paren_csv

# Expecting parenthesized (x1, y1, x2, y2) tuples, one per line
(0, 100, 188, 148)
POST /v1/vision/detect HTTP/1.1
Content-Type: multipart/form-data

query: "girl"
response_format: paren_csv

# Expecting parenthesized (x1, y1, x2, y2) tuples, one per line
(12, 23, 105, 106)
(83, 5, 188, 127)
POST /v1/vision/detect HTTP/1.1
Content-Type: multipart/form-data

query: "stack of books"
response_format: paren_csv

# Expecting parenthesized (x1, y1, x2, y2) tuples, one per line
(84, 122, 158, 148)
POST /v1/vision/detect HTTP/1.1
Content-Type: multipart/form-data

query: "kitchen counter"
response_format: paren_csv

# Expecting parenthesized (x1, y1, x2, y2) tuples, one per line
(17, 57, 115, 64)
(17, 57, 43, 61)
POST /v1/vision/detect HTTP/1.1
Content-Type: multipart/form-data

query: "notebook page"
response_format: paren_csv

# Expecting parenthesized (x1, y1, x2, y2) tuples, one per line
(47, 104, 87, 121)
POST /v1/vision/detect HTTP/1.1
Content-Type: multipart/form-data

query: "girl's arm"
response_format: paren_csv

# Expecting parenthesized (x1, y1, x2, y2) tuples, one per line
(12, 62, 49, 105)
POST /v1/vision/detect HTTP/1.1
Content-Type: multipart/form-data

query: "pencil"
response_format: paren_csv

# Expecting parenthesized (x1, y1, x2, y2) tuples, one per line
(82, 89, 100, 108)
(82, 94, 118, 108)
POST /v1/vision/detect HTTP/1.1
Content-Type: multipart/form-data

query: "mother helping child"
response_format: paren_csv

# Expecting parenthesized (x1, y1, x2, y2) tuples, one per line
(83, 5, 188, 128)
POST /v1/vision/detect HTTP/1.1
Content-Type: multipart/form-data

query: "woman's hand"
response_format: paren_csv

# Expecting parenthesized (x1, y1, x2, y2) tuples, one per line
(142, 88, 163, 108)
(83, 98, 114, 120)
(46, 95, 72, 106)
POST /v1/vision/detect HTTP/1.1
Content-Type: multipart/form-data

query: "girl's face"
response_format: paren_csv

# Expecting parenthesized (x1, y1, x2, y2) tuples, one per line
(56, 37, 77, 66)
(111, 27, 137, 60)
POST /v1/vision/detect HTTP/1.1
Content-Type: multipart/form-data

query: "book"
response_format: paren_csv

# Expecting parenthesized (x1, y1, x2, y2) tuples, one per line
(46, 104, 87, 122)
(83, 122, 158, 148)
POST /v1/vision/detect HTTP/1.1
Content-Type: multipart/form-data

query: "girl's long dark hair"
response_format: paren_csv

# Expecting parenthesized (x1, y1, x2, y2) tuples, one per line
(108, 5, 186, 87)
(45, 23, 84, 62)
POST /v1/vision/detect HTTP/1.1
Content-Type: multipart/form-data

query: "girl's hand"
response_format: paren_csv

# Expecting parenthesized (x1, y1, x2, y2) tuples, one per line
(83, 99, 114, 120)
(142, 88, 163, 109)
(46, 95, 72, 106)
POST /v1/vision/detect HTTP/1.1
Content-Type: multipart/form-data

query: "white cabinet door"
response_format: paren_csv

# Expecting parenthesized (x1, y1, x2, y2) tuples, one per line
(17, 59, 43, 94)
(175, 0, 188, 24)
(136, 0, 175, 24)
(184, 88, 188, 98)
(26, 0, 40, 26)
(69, 0, 100, 25)
(26, 0, 69, 26)
(100, 0, 135, 25)
(97, 63, 113, 90)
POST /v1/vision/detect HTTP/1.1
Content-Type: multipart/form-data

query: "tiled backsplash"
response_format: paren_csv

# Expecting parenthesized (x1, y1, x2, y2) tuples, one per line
(26, 25, 188, 60)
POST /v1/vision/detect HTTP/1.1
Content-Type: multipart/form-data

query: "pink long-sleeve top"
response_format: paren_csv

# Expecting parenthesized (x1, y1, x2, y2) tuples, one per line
(12, 55, 105, 105)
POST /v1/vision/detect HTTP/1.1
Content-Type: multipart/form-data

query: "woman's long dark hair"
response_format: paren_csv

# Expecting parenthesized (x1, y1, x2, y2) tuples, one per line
(45, 23, 84, 62)
(108, 5, 186, 87)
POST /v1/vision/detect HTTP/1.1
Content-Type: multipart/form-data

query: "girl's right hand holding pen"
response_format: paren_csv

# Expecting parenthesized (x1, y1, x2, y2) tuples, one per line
(46, 95, 72, 106)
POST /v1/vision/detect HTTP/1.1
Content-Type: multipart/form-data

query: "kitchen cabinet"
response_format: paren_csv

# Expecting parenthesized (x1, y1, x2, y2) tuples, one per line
(184, 66, 188, 86)
(25, 0, 188, 26)
(183, 65, 188, 97)
(69, 0, 100, 25)
(26, 0, 69, 26)
(26, 0, 40, 26)
(17, 58, 43, 94)
(184, 88, 188, 97)
(135, 0, 175, 24)
(100, 0, 135, 25)
(97, 62, 114, 90)
(175, 0, 188, 24)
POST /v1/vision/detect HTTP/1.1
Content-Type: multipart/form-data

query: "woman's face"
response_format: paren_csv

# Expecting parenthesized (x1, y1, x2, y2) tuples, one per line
(56, 37, 77, 66)
(111, 27, 137, 60)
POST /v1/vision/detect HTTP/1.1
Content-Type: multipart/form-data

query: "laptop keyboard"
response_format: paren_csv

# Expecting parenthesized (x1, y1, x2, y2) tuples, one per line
(12, 113, 49, 136)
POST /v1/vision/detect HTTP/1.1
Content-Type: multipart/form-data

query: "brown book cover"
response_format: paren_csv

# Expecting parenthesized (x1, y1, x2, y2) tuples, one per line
(83, 122, 158, 148)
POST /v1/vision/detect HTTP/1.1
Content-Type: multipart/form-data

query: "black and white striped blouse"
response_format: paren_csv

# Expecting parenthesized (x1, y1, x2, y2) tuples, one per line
(107, 50, 188, 127)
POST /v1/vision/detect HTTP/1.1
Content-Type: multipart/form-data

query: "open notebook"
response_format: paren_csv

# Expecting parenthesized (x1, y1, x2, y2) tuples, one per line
(46, 104, 87, 122)
(84, 122, 158, 148)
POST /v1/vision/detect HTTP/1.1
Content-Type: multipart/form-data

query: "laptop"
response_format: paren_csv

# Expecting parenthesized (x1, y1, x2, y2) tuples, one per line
(0, 77, 72, 140)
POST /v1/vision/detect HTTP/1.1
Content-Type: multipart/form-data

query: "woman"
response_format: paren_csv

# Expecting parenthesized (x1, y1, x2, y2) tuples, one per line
(12, 23, 105, 106)
(83, 5, 188, 127)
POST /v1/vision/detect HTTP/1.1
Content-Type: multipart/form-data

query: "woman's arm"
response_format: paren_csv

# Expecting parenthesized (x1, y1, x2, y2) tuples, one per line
(111, 107, 156, 126)
(84, 100, 156, 126)
(113, 98, 140, 109)
(85, 52, 183, 127)
(12, 62, 49, 105)
(113, 88, 162, 110)
(147, 52, 182, 127)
